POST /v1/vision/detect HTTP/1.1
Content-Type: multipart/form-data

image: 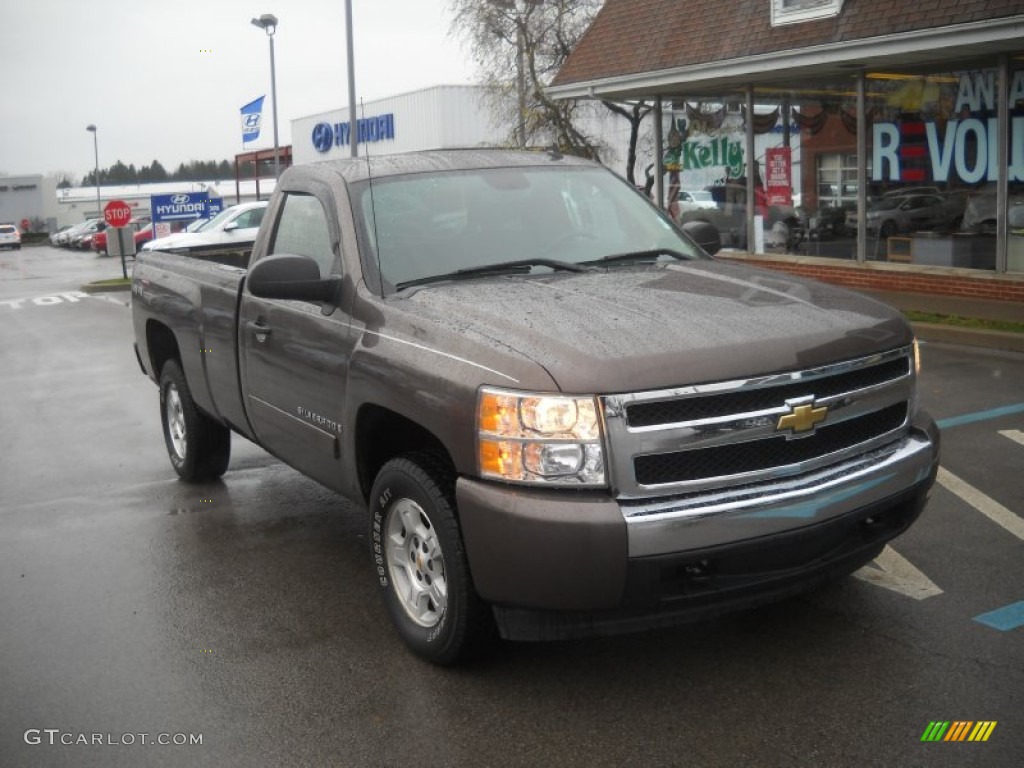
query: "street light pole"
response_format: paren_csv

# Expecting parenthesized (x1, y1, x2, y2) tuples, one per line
(86, 124, 100, 219)
(251, 13, 281, 180)
(488, 1, 528, 149)
(345, 0, 358, 158)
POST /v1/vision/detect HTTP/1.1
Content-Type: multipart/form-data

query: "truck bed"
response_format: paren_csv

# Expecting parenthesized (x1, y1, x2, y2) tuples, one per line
(132, 249, 253, 439)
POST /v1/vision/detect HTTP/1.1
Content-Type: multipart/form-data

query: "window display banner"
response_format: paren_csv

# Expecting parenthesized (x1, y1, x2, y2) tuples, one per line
(765, 147, 792, 206)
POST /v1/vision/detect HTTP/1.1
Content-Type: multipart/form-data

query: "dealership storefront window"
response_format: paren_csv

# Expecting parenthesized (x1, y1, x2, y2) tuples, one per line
(669, 57, 1023, 273)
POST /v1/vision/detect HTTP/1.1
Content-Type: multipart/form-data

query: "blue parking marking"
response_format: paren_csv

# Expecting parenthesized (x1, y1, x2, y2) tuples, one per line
(973, 601, 1024, 631)
(936, 403, 1024, 430)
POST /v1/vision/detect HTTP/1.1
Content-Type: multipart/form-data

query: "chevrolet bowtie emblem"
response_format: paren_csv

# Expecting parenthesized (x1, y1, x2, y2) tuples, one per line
(776, 402, 828, 435)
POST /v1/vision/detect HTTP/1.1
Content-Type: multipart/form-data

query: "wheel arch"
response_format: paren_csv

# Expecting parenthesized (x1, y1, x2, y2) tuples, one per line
(355, 404, 454, 503)
(146, 319, 181, 380)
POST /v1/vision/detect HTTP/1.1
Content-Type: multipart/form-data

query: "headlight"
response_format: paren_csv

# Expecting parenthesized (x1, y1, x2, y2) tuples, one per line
(912, 338, 921, 376)
(477, 387, 605, 486)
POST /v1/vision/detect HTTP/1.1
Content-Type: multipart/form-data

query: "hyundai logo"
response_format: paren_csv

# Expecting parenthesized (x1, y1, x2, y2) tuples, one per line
(243, 114, 261, 129)
(312, 122, 334, 153)
(171, 194, 190, 204)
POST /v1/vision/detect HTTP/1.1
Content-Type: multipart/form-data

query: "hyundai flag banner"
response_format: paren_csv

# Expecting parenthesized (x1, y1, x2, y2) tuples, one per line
(241, 96, 265, 144)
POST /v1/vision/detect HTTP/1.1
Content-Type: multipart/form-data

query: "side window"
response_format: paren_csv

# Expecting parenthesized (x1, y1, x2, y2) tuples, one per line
(234, 208, 260, 227)
(270, 193, 336, 278)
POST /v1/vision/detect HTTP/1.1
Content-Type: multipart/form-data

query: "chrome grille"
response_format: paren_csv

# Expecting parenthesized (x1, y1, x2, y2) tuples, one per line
(601, 347, 914, 499)
(625, 357, 909, 427)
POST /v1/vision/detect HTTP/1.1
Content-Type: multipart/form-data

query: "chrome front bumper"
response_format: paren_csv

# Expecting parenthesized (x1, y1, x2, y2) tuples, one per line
(622, 424, 938, 558)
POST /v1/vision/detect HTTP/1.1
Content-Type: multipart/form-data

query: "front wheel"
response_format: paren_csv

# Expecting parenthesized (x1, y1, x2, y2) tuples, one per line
(370, 454, 491, 665)
(159, 360, 230, 482)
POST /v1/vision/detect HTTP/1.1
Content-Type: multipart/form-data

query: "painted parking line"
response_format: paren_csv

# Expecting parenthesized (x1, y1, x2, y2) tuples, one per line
(937, 467, 1024, 542)
(853, 545, 943, 599)
(935, 403, 1024, 430)
(973, 601, 1024, 632)
(1000, 429, 1024, 447)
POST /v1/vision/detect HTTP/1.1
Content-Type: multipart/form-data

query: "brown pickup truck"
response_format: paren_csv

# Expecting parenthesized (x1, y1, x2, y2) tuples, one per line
(132, 149, 939, 664)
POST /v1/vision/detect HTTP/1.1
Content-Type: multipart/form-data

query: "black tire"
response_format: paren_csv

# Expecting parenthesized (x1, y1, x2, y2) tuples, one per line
(879, 220, 897, 239)
(370, 453, 491, 665)
(159, 360, 230, 482)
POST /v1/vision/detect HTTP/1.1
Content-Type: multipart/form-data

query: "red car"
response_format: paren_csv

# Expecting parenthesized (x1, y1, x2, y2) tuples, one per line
(93, 222, 154, 255)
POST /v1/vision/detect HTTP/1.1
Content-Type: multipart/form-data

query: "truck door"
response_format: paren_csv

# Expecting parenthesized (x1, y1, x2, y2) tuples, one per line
(239, 183, 354, 492)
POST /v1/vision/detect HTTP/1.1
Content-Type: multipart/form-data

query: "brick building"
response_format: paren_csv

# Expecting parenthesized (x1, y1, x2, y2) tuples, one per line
(549, 0, 1024, 296)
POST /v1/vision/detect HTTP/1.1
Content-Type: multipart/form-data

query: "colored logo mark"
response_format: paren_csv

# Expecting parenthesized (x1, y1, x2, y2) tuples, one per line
(776, 401, 828, 435)
(312, 122, 334, 153)
(920, 721, 997, 742)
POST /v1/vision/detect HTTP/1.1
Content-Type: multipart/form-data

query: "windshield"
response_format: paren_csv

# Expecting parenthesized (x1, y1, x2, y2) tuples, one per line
(353, 165, 704, 292)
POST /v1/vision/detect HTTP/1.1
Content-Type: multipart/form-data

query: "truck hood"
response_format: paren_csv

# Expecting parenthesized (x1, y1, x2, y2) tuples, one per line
(397, 260, 911, 393)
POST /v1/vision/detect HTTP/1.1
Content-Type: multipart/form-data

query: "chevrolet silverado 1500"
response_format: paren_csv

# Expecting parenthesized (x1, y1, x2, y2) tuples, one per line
(132, 150, 939, 664)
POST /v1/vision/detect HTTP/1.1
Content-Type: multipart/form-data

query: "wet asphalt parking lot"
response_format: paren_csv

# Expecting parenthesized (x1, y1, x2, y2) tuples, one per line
(1, 246, 1022, 767)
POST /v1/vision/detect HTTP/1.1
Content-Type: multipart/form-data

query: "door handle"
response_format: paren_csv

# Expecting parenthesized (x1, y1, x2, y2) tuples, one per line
(247, 320, 272, 343)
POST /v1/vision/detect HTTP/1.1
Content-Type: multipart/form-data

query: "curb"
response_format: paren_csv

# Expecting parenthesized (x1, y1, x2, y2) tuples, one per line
(80, 281, 131, 294)
(909, 322, 1024, 354)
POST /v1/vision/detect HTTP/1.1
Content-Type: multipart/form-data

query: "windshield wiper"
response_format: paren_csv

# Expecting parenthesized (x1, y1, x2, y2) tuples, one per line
(395, 258, 590, 291)
(581, 248, 690, 266)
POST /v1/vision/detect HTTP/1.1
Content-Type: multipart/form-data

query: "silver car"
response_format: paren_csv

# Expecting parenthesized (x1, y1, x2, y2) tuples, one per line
(847, 193, 966, 238)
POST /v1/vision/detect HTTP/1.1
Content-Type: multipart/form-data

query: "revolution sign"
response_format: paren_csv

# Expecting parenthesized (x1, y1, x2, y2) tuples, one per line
(873, 70, 1024, 184)
(150, 192, 223, 224)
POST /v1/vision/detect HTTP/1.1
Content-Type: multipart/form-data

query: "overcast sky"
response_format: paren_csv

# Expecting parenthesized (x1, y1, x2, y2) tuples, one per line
(0, 0, 476, 180)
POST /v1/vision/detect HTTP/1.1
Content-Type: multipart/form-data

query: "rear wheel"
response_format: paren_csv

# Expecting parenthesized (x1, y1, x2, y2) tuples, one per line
(159, 360, 230, 482)
(370, 453, 491, 665)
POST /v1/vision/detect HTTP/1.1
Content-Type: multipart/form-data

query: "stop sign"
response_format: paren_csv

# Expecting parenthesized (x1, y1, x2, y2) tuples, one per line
(104, 200, 132, 227)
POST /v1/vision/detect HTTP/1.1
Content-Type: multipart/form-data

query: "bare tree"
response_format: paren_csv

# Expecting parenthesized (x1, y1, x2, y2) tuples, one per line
(600, 100, 655, 185)
(450, 0, 650, 176)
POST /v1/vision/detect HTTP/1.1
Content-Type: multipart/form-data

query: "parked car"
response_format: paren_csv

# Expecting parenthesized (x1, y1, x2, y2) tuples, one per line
(960, 190, 1024, 234)
(55, 219, 99, 247)
(799, 203, 853, 240)
(847, 193, 966, 238)
(69, 219, 106, 249)
(49, 225, 74, 246)
(0, 223, 21, 250)
(142, 201, 268, 251)
(676, 189, 717, 216)
(92, 220, 155, 255)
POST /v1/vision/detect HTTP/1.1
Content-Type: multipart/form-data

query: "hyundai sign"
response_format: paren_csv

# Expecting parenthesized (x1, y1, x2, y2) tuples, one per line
(312, 113, 395, 152)
(150, 192, 223, 223)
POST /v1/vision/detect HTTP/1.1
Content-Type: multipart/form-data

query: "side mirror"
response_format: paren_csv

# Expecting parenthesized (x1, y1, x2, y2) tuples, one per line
(223, 222, 239, 232)
(682, 220, 722, 256)
(247, 253, 339, 303)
